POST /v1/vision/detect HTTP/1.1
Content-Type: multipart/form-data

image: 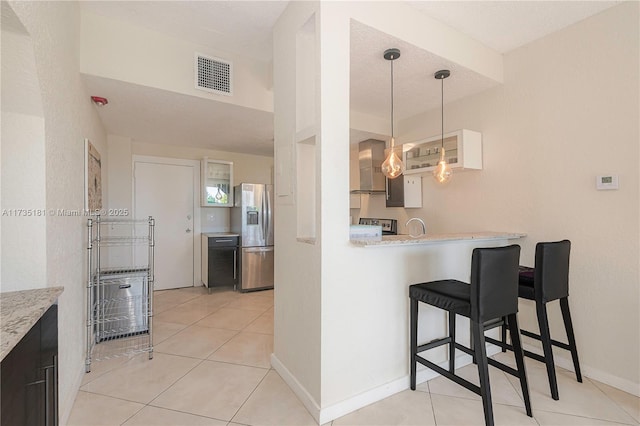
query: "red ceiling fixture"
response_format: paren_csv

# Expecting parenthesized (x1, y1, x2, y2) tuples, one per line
(91, 96, 108, 106)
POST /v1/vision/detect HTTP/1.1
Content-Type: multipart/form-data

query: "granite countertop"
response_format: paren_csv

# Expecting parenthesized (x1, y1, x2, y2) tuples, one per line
(1, 287, 64, 361)
(202, 232, 240, 237)
(351, 231, 526, 247)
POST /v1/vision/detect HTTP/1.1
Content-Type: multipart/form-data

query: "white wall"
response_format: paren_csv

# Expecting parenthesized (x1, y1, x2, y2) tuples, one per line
(273, 1, 513, 422)
(5, 1, 108, 423)
(106, 136, 274, 283)
(277, 1, 638, 423)
(0, 111, 46, 290)
(398, 2, 639, 394)
(1, 24, 46, 291)
(80, 11, 273, 114)
(272, 0, 323, 410)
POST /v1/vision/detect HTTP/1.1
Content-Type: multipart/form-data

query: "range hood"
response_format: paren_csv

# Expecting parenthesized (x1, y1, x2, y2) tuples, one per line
(351, 139, 386, 194)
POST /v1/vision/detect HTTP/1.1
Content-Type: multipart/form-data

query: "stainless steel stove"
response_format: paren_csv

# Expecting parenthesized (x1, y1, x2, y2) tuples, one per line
(358, 218, 398, 235)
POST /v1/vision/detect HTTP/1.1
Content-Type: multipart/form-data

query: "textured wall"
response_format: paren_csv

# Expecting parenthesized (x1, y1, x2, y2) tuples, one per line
(6, 1, 108, 422)
(399, 2, 639, 394)
(1, 24, 46, 290)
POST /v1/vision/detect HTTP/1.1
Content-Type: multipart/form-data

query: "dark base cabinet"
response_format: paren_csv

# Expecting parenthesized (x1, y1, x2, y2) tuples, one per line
(203, 235, 239, 289)
(1, 304, 58, 426)
(208, 246, 238, 287)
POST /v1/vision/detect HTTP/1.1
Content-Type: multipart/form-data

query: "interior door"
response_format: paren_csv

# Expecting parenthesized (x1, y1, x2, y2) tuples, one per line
(134, 161, 194, 290)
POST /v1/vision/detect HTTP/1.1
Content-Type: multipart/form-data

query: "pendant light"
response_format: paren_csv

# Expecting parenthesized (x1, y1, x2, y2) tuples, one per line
(381, 48, 404, 180)
(433, 69, 452, 184)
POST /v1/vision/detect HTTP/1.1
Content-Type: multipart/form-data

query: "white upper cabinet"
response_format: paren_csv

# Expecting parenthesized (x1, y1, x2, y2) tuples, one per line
(403, 129, 482, 175)
(201, 158, 233, 207)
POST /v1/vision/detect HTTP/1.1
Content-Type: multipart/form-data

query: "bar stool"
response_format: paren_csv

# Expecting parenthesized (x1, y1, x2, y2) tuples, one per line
(409, 245, 532, 426)
(492, 240, 582, 401)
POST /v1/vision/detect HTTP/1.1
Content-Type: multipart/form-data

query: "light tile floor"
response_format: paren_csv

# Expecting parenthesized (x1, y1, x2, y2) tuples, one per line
(70, 287, 640, 426)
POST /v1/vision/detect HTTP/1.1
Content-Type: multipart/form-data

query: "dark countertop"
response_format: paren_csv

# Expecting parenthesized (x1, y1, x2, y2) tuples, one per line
(202, 232, 240, 237)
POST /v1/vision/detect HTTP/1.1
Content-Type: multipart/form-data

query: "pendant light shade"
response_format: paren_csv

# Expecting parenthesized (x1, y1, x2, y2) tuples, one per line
(433, 69, 452, 184)
(381, 48, 404, 180)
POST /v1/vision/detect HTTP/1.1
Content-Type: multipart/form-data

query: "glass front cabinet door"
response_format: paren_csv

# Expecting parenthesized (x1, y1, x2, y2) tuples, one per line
(201, 158, 233, 207)
(403, 129, 482, 174)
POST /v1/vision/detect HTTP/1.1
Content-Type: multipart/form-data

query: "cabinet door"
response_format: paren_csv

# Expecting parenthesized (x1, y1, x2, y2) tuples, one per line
(1, 305, 58, 426)
(1, 318, 41, 426)
(39, 305, 58, 426)
(201, 159, 233, 207)
(385, 176, 404, 207)
(404, 176, 422, 208)
(208, 247, 238, 288)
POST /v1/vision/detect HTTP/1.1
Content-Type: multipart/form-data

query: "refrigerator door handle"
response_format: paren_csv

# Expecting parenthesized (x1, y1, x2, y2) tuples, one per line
(264, 187, 271, 244)
(261, 191, 267, 241)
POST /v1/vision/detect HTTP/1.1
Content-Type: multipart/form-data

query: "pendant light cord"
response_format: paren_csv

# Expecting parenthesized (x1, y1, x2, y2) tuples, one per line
(390, 57, 394, 148)
(441, 74, 444, 149)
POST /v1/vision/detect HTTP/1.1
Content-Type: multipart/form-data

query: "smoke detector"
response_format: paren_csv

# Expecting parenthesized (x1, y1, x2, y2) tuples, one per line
(91, 96, 108, 106)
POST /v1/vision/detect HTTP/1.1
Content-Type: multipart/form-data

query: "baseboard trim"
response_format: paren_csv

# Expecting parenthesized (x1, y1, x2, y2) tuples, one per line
(270, 353, 322, 423)
(319, 346, 502, 424)
(521, 342, 640, 397)
(270, 345, 503, 425)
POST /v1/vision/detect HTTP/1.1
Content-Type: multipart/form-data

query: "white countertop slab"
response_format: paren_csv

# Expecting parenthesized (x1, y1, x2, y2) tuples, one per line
(0, 287, 64, 361)
(350, 231, 526, 247)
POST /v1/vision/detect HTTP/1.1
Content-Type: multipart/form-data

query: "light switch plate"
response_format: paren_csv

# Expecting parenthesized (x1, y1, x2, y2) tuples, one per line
(596, 175, 619, 190)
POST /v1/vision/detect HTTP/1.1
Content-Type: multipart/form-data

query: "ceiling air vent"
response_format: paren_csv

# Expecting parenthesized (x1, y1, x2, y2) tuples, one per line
(195, 53, 232, 96)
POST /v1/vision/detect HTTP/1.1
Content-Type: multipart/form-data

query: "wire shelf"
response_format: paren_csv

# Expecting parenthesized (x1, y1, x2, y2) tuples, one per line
(93, 267, 150, 278)
(86, 214, 154, 373)
(92, 236, 151, 246)
(95, 294, 149, 322)
(95, 218, 152, 225)
(90, 332, 153, 362)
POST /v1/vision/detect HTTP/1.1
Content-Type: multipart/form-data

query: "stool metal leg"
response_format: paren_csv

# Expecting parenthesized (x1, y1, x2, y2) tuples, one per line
(507, 313, 533, 417)
(560, 297, 582, 383)
(536, 301, 559, 400)
(501, 316, 508, 352)
(449, 311, 456, 373)
(472, 320, 494, 426)
(410, 298, 418, 391)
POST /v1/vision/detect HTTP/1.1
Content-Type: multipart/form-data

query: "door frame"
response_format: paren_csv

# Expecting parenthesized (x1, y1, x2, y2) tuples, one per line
(132, 155, 202, 287)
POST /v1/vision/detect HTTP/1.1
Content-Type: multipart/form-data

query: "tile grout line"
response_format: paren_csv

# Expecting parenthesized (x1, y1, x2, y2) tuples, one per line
(227, 366, 272, 425)
(75, 288, 276, 425)
(151, 289, 274, 424)
(426, 380, 439, 426)
(226, 294, 274, 425)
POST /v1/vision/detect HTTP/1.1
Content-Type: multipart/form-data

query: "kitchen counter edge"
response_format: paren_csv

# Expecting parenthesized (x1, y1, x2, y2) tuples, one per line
(350, 231, 526, 247)
(0, 286, 64, 361)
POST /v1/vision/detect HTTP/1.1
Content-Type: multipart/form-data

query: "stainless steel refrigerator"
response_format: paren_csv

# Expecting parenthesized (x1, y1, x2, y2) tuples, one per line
(231, 183, 274, 292)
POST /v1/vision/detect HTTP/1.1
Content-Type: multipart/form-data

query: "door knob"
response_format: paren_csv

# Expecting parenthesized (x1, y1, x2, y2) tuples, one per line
(186, 228, 192, 233)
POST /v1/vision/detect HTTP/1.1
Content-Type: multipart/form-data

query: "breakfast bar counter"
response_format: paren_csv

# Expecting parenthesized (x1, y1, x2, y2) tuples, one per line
(351, 231, 526, 247)
(322, 230, 527, 408)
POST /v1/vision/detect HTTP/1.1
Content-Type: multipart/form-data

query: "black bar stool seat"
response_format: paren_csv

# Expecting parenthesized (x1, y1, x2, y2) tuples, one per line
(409, 245, 533, 426)
(409, 280, 471, 315)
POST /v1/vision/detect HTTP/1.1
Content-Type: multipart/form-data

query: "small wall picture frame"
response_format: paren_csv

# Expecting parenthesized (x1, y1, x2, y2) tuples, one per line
(85, 138, 102, 212)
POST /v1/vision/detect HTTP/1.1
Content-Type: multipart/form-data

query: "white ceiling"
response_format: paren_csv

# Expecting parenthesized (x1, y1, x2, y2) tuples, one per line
(81, 1, 289, 63)
(409, 1, 621, 54)
(79, 1, 621, 153)
(84, 75, 274, 156)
